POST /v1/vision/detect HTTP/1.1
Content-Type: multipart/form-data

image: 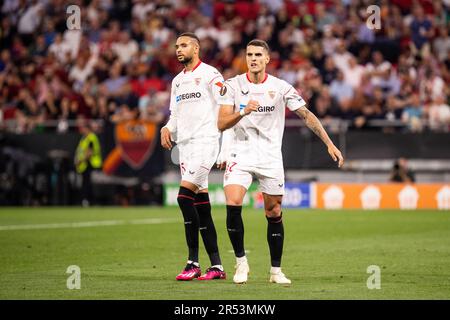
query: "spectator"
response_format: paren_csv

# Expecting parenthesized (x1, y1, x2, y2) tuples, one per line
(314, 3, 336, 33)
(401, 93, 424, 132)
(427, 95, 450, 132)
(330, 70, 354, 109)
(433, 26, 450, 62)
(320, 56, 339, 85)
(409, 5, 434, 58)
(344, 55, 365, 89)
(69, 53, 98, 92)
(48, 33, 72, 64)
(17, 0, 44, 42)
(74, 119, 103, 207)
(365, 51, 392, 87)
(0, 0, 447, 134)
(390, 158, 416, 183)
(112, 31, 139, 64)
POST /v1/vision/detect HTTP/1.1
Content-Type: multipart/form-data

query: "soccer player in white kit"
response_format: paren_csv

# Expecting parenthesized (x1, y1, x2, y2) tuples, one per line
(160, 33, 226, 281)
(217, 40, 344, 284)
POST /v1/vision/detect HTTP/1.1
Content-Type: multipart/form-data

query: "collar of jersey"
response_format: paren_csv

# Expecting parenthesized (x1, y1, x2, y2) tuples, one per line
(246, 72, 268, 84)
(183, 60, 202, 73)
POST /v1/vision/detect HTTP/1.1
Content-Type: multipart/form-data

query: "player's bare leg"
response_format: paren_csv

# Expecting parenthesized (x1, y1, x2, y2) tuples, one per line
(225, 184, 249, 284)
(176, 180, 201, 280)
(263, 193, 291, 285)
(196, 188, 226, 280)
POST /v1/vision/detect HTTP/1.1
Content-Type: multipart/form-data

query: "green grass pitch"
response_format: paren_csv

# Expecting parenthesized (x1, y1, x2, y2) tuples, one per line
(0, 207, 449, 300)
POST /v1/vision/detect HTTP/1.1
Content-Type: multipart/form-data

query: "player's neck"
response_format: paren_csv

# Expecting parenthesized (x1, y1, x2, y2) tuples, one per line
(183, 57, 201, 72)
(247, 71, 267, 84)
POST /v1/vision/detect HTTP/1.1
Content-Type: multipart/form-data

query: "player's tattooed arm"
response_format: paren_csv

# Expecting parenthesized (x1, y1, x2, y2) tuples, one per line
(295, 106, 330, 143)
(295, 106, 344, 168)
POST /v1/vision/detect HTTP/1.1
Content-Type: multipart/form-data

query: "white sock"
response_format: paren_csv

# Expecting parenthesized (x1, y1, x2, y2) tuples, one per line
(211, 265, 223, 271)
(188, 260, 200, 267)
(236, 256, 247, 264)
(270, 267, 281, 274)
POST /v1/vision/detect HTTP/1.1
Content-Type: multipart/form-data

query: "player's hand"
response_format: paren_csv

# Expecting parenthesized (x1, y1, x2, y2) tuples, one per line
(216, 161, 227, 170)
(160, 127, 173, 150)
(244, 100, 259, 115)
(328, 144, 344, 168)
(216, 151, 227, 169)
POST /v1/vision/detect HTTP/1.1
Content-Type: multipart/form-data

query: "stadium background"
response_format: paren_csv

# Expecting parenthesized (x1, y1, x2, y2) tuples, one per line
(0, 0, 449, 300)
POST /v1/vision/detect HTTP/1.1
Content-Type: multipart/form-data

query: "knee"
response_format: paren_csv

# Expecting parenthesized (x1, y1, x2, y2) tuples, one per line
(226, 194, 244, 206)
(177, 187, 196, 206)
(265, 203, 282, 218)
(177, 194, 193, 206)
(227, 199, 243, 206)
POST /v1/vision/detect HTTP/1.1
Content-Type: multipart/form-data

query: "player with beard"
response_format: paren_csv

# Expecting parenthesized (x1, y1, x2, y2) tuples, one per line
(216, 39, 344, 284)
(160, 33, 226, 281)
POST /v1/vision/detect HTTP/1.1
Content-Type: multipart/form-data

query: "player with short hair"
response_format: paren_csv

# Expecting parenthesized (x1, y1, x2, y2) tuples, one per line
(161, 32, 226, 281)
(217, 39, 344, 284)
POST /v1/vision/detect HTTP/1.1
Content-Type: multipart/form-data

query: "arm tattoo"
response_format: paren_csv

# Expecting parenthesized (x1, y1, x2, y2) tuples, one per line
(295, 107, 331, 145)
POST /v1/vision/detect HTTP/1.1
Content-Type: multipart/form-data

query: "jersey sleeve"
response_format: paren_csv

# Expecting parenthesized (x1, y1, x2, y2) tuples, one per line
(217, 78, 236, 106)
(282, 81, 307, 111)
(163, 80, 178, 134)
(208, 68, 225, 103)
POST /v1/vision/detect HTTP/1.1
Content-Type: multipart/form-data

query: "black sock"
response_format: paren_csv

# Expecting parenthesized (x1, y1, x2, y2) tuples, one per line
(195, 192, 221, 266)
(177, 186, 199, 262)
(267, 213, 284, 267)
(226, 205, 245, 258)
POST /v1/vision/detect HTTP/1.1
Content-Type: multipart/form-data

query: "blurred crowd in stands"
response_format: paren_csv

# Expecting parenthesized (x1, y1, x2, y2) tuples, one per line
(0, 0, 449, 134)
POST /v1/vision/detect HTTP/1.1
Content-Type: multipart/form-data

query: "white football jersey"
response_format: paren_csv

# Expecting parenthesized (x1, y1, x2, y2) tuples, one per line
(218, 73, 306, 168)
(164, 61, 224, 144)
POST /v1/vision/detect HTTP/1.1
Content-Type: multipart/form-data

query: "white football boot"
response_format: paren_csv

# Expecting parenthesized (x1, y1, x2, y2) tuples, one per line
(269, 267, 292, 285)
(233, 257, 250, 284)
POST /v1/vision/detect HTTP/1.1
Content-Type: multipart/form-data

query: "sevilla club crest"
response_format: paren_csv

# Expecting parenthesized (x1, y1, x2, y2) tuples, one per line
(268, 91, 276, 99)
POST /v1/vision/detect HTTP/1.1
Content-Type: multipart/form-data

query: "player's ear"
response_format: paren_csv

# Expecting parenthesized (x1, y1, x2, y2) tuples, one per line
(194, 42, 200, 55)
(265, 53, 270, 65)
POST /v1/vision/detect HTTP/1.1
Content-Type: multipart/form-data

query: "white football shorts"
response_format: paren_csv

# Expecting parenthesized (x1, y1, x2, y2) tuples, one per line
(178, 140, 219, 190)
(223, 161, 285, 195)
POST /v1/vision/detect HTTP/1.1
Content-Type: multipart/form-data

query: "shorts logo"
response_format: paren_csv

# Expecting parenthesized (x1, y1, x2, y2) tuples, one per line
(189, 170, 195, 174)
(241, 90, 249, 95)
(176, 92, 201, 102)
(220, 85, 227, 96)
(278, 183, 284, 188)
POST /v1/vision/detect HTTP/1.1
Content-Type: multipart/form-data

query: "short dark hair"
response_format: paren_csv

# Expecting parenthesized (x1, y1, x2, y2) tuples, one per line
(178, 32, 200, 45)
(247, 39, 270, 53)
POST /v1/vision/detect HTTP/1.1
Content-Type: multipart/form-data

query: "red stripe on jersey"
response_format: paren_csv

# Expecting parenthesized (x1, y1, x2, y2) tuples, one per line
(261, 73, 268, 83)
(246, 72, 268, 84)
(183, 60, 202, 73)
(192, 60, 202, 71)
